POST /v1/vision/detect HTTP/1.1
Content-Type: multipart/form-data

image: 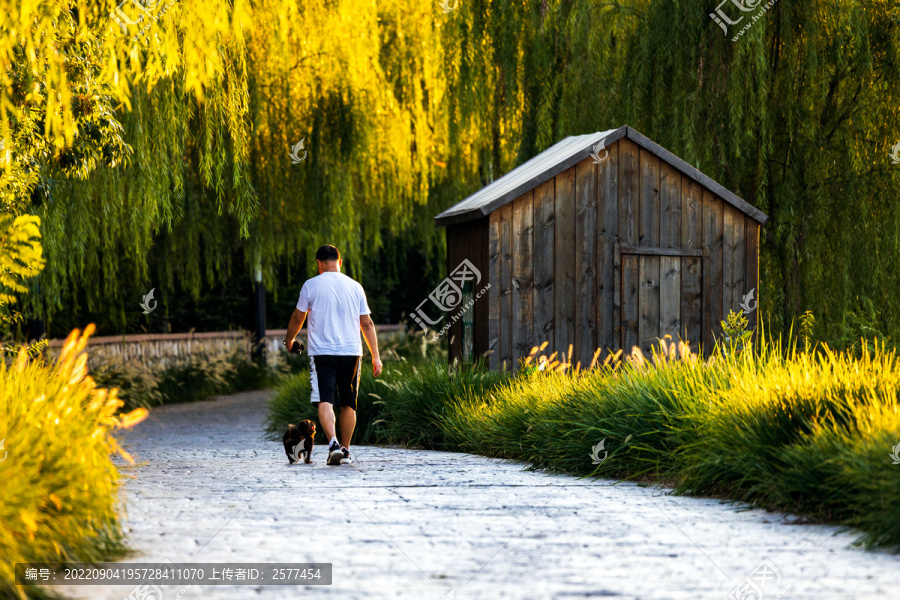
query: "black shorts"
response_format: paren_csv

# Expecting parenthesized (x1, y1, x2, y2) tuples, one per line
(309, 355, 361, 410)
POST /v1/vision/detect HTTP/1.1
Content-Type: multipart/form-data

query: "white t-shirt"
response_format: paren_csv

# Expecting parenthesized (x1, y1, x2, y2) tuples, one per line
(296, 271, 371, 356)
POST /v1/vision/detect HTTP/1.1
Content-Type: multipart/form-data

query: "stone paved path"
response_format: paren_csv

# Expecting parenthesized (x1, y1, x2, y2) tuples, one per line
(53, 391, 899, 600)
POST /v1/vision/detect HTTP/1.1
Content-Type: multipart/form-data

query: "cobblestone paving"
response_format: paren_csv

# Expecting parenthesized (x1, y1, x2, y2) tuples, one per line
(53, 390, 900, 600)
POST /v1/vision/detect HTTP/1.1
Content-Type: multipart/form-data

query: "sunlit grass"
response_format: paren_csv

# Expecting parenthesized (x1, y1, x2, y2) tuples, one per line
(0, 326, 148, 599)
(674, 340, 900, 549)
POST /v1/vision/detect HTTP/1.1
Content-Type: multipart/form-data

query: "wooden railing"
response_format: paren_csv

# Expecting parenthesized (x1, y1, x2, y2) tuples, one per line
(46, 330, 248, 347)
(43, 325, 407, 369)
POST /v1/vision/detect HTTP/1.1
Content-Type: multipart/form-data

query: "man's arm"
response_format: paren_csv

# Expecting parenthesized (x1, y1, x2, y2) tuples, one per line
(284, 309, 308, 348)
(360, 314, 383, 376)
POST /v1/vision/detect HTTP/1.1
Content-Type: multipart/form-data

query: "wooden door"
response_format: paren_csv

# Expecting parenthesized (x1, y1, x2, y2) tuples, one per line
(619, 246, 703, 356)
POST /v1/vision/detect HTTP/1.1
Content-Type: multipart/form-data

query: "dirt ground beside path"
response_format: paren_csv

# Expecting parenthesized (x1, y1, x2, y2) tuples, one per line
(49, 390, 900, 600)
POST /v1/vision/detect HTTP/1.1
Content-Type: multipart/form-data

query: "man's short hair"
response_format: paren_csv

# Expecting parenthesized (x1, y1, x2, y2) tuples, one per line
(315, 245, 341, 262)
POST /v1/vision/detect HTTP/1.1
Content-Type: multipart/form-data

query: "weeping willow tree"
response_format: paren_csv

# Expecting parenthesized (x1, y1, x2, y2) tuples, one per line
(1, 0, 259, 333)
(577, 0, 900, 342)
(243, 0, 446, 281)
(4, 0, 900, 342)
(3, 0, 452, 331)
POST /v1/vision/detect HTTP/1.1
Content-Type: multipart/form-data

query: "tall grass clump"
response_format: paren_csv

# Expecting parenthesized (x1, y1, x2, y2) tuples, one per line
(0, 326, 148, 599)
(676, 339, 900, 549)
(441, 342, 708, 480)
(378, 359, 511, 449)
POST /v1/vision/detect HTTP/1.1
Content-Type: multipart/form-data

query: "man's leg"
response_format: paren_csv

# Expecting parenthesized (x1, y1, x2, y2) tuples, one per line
(335, 356, 361, 457)
(338, 407, 356, 450)
(312, 356, 337, 441)
(311, 356, 343, 465)
(317, 401, 337, 442)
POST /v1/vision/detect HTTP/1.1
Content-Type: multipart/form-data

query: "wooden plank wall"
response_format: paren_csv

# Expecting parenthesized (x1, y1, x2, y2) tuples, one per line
(478, 140, 764, 367)
(498, 204, 513, 368)
(488, 210, 501, 368)
(446, 217, 489, 364)
(723, 205, 746, 319)
(473, 217, 490, 359)
(534, 181, 555, 352)
(597, 141, 619, 358)
(659, 162, 682, 345)
(554, 169, 576, 362)
(681, 180, 702, 351)
(575, 159, 598, 364)
(638, 150, 661, 355)
(511, 191, 534, 366)
(701, 188, 724, 352)
(618, 139, 640, 355)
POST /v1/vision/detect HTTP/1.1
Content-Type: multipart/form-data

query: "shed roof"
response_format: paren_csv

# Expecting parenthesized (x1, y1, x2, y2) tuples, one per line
(434, 125, 768, 226)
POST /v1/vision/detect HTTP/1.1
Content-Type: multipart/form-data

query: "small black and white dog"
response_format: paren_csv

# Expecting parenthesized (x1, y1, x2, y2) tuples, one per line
(283, 419, 316, 464)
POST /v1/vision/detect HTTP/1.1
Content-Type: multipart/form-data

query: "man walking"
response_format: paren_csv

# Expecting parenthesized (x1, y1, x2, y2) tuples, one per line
(283, 245, 383, 465)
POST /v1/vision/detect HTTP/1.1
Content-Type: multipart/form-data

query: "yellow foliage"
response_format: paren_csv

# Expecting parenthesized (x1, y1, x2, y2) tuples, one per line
(0, 326, 133, 599)
(118, 407, 149, 429)
(0, 0, 249, 149)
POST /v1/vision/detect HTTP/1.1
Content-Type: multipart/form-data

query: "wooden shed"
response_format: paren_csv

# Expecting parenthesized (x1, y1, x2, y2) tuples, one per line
(434, 125, 768, 368)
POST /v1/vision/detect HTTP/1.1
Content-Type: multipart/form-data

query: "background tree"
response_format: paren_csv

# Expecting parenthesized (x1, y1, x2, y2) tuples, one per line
(437, 0, 900, 342)
(3, 0, 899, 346)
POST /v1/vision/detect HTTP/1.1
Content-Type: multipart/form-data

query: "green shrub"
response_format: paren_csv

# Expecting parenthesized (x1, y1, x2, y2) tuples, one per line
(90, 349, 277, 411)
(441, 344, 696, 479)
